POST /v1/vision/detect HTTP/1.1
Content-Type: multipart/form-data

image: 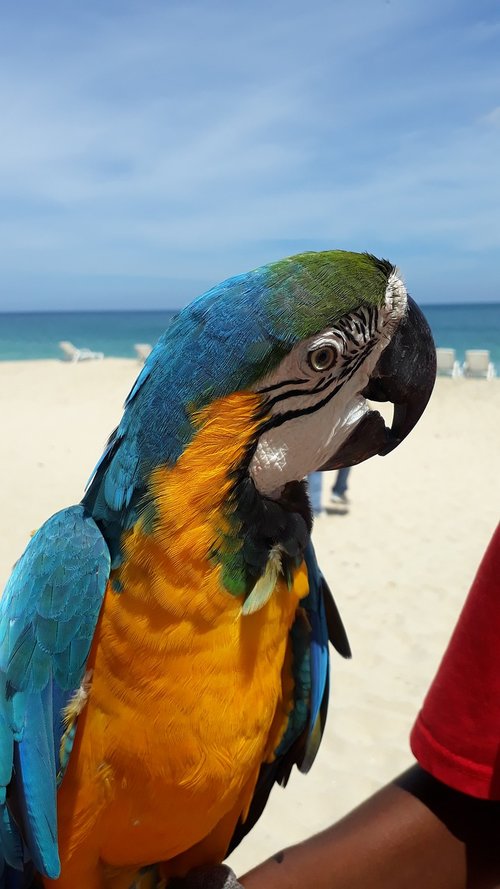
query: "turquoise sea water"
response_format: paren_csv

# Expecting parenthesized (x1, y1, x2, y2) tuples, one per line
(0, 311, 177, 361)
(422, 303, 500, 369)
(0, 304, 499, 368)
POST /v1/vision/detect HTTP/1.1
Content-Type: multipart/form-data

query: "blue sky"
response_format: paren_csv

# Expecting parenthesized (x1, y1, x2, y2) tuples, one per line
(0, 0, 499, 310)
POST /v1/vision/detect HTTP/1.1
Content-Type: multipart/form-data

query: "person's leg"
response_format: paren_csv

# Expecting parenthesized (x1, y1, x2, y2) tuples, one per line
(332, 467, 351, 501)
(307, 472, 323, 515)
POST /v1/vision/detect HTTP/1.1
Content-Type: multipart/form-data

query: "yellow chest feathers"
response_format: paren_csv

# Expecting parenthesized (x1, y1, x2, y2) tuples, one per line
(87, 391, 309, 771)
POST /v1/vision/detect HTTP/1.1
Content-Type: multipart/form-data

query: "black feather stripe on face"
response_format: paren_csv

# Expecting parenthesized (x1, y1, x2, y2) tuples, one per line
(257, 376, 309, 394)
(260, 369, 339, 412)
(254, 306, 381, 426)
(257, 339, 377, 437)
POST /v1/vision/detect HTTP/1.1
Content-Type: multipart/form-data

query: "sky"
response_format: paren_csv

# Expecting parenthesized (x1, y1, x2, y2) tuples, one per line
(0, 0, 499, 310)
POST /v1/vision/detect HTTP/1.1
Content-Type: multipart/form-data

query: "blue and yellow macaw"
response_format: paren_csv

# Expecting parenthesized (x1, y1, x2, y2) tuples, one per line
(0, 251, 435, 888)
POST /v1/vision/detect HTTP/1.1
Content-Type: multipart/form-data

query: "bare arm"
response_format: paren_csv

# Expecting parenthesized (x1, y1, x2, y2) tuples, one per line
(240, 765, 500, 889)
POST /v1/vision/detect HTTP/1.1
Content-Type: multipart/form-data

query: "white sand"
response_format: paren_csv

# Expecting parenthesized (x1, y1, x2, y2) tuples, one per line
(0, 359, 499, 874)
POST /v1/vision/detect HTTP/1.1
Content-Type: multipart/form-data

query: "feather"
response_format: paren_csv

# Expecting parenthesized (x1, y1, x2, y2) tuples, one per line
(14, 684, 60, 878)
(0, 711, 13, 800)
(0, 806, 23, 869)
(0, 505, 110, 878)
(241, 547, 282, 615)
(322, 576, 352, 658)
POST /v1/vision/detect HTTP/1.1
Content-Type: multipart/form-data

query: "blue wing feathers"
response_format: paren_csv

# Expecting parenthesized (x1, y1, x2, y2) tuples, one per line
(0, 808, 22, 868)
(36, 614, 81, 656)
(298, 543, 330, 774)
(309, 597, 328, 732)
(0, 712, 12, 798)
(14, 687, 59, 877)
(274, 609, 310, 760)
(0, 505, 110, 880)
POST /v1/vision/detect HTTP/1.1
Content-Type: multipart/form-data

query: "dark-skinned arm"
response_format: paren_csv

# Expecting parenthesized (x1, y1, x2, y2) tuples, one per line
(239, 765, 500, 889)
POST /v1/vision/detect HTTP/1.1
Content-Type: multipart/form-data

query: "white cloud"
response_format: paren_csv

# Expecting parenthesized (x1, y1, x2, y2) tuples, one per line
(481, 106, 500, 125)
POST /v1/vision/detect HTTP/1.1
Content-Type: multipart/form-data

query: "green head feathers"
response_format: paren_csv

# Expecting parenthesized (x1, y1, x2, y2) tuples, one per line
(263, 251, 396, 342)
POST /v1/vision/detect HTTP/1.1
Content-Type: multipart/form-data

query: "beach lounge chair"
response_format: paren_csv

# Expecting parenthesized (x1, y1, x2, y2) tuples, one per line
(59, 341, 104, 362)
(134, 343, 153, 363)
(462, 349, 496, 380)
(435, 348, 461, 378)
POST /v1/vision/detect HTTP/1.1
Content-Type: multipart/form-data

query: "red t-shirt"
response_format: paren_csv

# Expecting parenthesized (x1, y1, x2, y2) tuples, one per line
(410, 523, 500, 800)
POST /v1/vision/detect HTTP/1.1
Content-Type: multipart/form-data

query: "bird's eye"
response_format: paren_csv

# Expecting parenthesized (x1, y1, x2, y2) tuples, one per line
(308, 346, 336, 372)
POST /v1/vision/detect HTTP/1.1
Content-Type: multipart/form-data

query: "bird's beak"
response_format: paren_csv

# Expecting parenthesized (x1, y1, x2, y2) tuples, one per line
(320, 297, 436, 470)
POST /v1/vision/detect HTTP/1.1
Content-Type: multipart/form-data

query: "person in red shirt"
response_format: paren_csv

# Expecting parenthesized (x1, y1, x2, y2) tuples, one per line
(410, 522, 500, 802)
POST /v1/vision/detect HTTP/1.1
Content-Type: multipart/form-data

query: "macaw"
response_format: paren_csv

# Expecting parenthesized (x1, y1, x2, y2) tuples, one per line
(0, 251, 436, 889)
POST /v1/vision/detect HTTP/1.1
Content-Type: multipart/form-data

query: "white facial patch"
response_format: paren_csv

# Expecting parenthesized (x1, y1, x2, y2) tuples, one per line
(250, 274, 407, 497)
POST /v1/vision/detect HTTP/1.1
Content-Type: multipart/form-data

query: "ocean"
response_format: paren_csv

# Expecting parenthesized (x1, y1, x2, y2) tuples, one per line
(0, 304, 499, 369)
(0, 311, 177, 361)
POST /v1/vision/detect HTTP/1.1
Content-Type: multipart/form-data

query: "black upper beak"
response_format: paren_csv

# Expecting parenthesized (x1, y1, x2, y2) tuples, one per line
(320, 296, 436, 470)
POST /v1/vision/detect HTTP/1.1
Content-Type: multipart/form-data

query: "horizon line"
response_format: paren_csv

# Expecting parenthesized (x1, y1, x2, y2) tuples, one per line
(1, 300, 500, 315)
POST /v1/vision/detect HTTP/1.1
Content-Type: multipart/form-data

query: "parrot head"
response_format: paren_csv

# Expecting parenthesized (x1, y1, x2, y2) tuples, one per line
(126, 250, 434, 483)
(84, 249, 435, 581)
(242, 252, 436, 496)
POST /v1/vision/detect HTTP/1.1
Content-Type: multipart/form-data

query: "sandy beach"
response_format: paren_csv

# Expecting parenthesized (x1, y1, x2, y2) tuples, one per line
(0, 359, 499, 875)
